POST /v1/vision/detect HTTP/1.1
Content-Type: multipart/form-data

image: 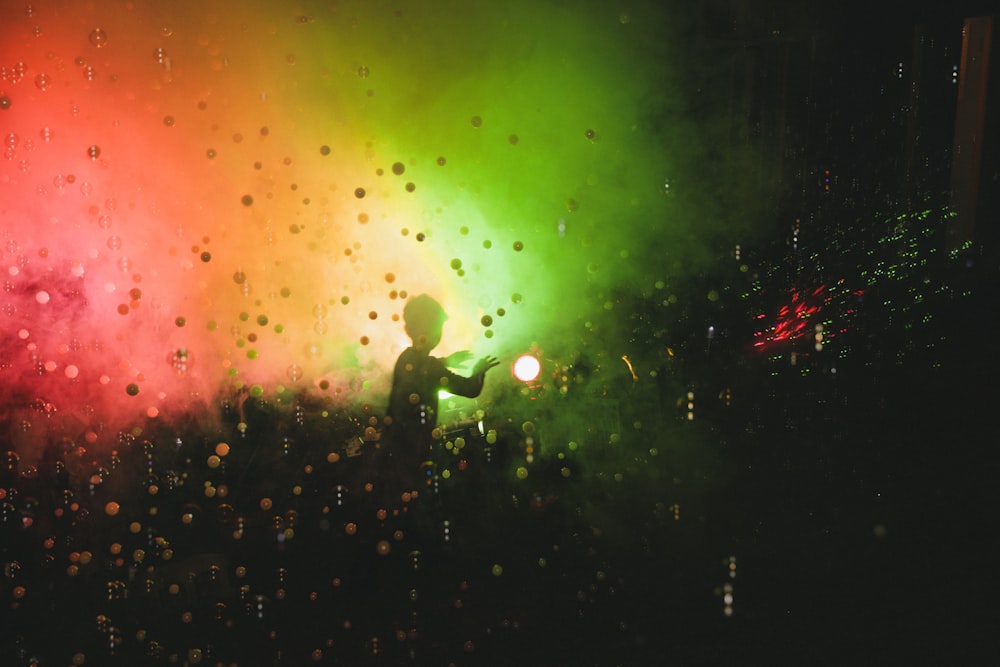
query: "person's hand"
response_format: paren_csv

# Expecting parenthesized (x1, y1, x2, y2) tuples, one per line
(472, 355, 500, 375)
(445, 350, 474, 368)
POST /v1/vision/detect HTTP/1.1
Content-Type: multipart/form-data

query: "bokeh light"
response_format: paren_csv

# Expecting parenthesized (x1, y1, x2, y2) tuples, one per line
(1, 2, 995, 666)
(512, 353, 541, 382)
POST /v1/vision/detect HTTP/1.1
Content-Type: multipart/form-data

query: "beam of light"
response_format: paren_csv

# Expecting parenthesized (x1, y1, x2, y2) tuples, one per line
(0, 1, 717, 459)
(512, 354, 541, 382)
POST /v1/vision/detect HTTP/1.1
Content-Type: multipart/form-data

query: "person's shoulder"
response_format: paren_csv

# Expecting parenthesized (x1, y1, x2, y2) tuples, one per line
(394, 347, 441, 369)
(419, 353, 449, 374)
(396, 346, 418, 359)
(394, 346, 416, 367)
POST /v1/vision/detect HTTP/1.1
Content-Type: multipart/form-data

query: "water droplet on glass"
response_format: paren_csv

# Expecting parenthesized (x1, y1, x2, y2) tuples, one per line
(358, 66, 370, 78)
(89, 28, 109, 48)
(34, 73, 50, 91)
(87, 145, 100, 160)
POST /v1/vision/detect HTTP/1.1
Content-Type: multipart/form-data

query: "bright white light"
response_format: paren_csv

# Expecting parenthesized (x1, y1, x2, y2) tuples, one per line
(512, 354, 541, 382)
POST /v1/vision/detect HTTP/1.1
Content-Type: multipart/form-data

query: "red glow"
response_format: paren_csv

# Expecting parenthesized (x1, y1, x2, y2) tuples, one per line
(753, 285, 829, 349)
(0, 4, 459, 445)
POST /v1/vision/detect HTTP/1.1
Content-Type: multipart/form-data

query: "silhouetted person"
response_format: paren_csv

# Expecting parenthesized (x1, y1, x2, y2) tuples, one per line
(383, 294, 498, 494)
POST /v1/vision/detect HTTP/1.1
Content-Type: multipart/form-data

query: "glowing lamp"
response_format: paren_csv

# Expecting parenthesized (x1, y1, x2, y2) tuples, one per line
(512, 354, 541, 382)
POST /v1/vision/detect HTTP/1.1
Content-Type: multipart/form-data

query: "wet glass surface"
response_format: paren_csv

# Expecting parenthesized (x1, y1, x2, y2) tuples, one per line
(1, 2, 997, 664)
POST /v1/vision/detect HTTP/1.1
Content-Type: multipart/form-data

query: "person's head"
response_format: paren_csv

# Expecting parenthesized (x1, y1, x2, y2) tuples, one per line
(403, 294, 446, 351)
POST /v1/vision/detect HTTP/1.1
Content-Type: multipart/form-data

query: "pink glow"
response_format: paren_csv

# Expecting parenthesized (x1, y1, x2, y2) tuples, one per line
(1, 4, 465, 447)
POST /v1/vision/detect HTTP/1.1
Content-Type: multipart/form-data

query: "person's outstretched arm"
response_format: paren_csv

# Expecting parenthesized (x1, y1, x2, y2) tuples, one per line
(438, 355, 499, 398)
